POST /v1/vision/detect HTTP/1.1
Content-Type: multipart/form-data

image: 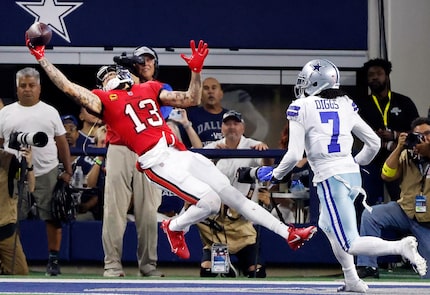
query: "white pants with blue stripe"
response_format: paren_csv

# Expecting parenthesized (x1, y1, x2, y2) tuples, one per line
(317, 173, 361, 251)
(316, 173, 407, 277)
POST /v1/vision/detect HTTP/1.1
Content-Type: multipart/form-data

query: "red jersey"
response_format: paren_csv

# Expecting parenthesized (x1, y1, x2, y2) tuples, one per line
(105, 80, 168, 146)
(92, 81, 186, 155)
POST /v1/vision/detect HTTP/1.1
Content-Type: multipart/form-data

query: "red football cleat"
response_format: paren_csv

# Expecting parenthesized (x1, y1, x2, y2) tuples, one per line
(287, 225, 317, 250)
(161, 219, 190, 259)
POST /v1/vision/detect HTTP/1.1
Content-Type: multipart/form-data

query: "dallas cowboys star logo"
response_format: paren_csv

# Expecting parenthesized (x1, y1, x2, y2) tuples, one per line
(312, 63, 322, 71)
(16, 0, 83, 43)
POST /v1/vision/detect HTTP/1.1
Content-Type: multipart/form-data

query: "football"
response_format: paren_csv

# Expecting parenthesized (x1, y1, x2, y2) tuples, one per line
(26, 22, 52, 46)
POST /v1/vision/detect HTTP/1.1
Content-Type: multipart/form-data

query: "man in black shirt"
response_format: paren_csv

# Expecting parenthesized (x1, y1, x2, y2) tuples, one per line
(355, 58, 419, 208)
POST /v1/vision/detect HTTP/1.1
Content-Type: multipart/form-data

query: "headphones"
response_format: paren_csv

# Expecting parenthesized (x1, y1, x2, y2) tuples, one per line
(133, 46, 159, 79)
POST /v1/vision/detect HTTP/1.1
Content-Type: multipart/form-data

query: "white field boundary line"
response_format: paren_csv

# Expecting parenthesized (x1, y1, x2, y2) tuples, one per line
(0, 278, 430, 286)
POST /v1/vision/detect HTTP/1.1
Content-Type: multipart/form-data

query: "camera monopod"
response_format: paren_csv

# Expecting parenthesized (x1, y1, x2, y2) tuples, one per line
(11, 155, 28, 274)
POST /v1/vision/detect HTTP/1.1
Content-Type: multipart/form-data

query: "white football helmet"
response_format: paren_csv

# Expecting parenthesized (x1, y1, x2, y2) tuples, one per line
(96, 65, 134, 91)
(294, 59, 340, 99)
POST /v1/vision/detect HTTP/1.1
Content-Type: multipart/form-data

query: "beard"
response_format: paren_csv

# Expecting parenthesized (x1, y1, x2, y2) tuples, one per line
(369, 80, 387, 94)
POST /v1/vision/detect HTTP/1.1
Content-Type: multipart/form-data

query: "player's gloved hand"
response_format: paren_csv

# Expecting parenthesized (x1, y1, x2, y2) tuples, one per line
(256, 166, 274, 182)
(257, 166, 282, 184)
(26, 35, 45, 61)
(180, 40, 209, 73)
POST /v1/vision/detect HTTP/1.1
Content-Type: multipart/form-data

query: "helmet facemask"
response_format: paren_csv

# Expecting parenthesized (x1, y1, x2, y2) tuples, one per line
(96, 65, 134, 91)
(294, 74, 311, 98)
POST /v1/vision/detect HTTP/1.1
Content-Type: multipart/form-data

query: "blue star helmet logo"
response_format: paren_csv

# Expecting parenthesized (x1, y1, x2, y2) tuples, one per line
(312, 63, 322, 71)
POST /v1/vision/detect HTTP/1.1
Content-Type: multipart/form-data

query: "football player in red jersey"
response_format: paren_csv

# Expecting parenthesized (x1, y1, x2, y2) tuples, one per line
(101, 46, 172, 277)
(26, 38, 317, 259)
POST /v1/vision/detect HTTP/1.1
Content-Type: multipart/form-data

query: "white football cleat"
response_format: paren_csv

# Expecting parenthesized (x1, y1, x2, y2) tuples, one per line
(400, 236, 427, 277)
(337, 279, 368, 293)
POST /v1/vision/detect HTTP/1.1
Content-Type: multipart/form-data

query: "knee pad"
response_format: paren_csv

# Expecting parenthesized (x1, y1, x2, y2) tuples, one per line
(196, 193, 221, 215)
(218, 186, 244, 208)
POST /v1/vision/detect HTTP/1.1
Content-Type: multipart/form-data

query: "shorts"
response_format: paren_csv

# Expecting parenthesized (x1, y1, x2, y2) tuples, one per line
(32, 167, 59, 221)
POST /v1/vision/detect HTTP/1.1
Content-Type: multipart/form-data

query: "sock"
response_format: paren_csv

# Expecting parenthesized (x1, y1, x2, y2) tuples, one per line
(343, 265, 360, 283)
(49, 250, 59, 262)
(348, 236, 399, 256)
(170, 194, 221, 232)
(218, 186, 290, 239)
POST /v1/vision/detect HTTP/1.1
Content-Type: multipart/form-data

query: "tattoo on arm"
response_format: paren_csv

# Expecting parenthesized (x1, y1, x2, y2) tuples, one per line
(38, 58, 102, 113)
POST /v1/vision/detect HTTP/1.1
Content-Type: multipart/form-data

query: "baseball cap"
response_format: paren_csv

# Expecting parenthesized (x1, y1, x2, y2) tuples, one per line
(61, 114, 78, 127)
(133, 46, 157, 64)
(222, 110, 243, 123)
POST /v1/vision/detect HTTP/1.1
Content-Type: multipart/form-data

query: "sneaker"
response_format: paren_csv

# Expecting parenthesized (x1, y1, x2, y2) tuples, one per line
(160, 219, 190, 259)
(287, 225, 317, 250)
(140, 269, 165, 277)
(103, 269, 125, 277)
(245, 266, 267, 278)
(357, 266, 379, 279)
(337, 279, 369, 293)
(200, 267, 218, 277)
(400, 236, 427, 277)
(46, 259, 61, 276)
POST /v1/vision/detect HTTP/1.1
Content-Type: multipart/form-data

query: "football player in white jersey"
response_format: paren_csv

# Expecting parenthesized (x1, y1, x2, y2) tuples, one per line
(257, 59, 427, 293)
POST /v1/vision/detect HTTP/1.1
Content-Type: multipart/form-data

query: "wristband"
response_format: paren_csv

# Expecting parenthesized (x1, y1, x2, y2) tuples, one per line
(26, 165, 34, 171)
(94, 157, 103, 166)
(382, 162, 397, 178)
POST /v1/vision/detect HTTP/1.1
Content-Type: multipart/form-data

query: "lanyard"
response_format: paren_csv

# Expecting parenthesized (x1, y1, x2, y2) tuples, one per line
(418, 162, 430, 194)
(372, 91, 391, 128)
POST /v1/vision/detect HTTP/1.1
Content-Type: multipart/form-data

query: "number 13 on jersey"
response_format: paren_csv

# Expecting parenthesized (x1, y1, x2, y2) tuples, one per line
(125, 99, 163, 133)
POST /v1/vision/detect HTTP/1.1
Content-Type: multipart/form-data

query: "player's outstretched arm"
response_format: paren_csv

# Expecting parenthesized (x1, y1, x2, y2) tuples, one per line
(160, 40, 209, 108)
(26, 39, 103, 115)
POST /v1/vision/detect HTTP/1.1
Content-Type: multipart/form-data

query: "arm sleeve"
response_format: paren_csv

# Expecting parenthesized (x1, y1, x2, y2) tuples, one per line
(353, 116, 381, 166)
(273, 120, 305, 179)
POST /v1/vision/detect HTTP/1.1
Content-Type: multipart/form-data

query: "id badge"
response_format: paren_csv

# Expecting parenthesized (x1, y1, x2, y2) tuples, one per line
(415, 195, 427, 213)
(211, 243, 230, 274)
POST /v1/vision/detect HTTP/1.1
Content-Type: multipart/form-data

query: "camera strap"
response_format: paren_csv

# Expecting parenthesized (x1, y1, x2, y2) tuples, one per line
(418, 162, 430, 193)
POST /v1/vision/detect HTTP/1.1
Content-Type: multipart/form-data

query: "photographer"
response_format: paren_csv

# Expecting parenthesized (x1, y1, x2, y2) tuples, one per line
(196, 111, 272, 278)
(0, 147, 34, 275)
(357, 117, 430, 279)
(0, 67, 72, 276)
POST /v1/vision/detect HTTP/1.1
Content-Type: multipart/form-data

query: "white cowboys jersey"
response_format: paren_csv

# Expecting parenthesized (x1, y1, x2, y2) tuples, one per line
(277, 95, 380, 183)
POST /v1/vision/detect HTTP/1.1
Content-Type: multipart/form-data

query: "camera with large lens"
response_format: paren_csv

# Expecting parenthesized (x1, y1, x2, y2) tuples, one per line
(404, 132, 424, 149)
(9, 131, 48, 150)
(113, 52, 136, 75)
